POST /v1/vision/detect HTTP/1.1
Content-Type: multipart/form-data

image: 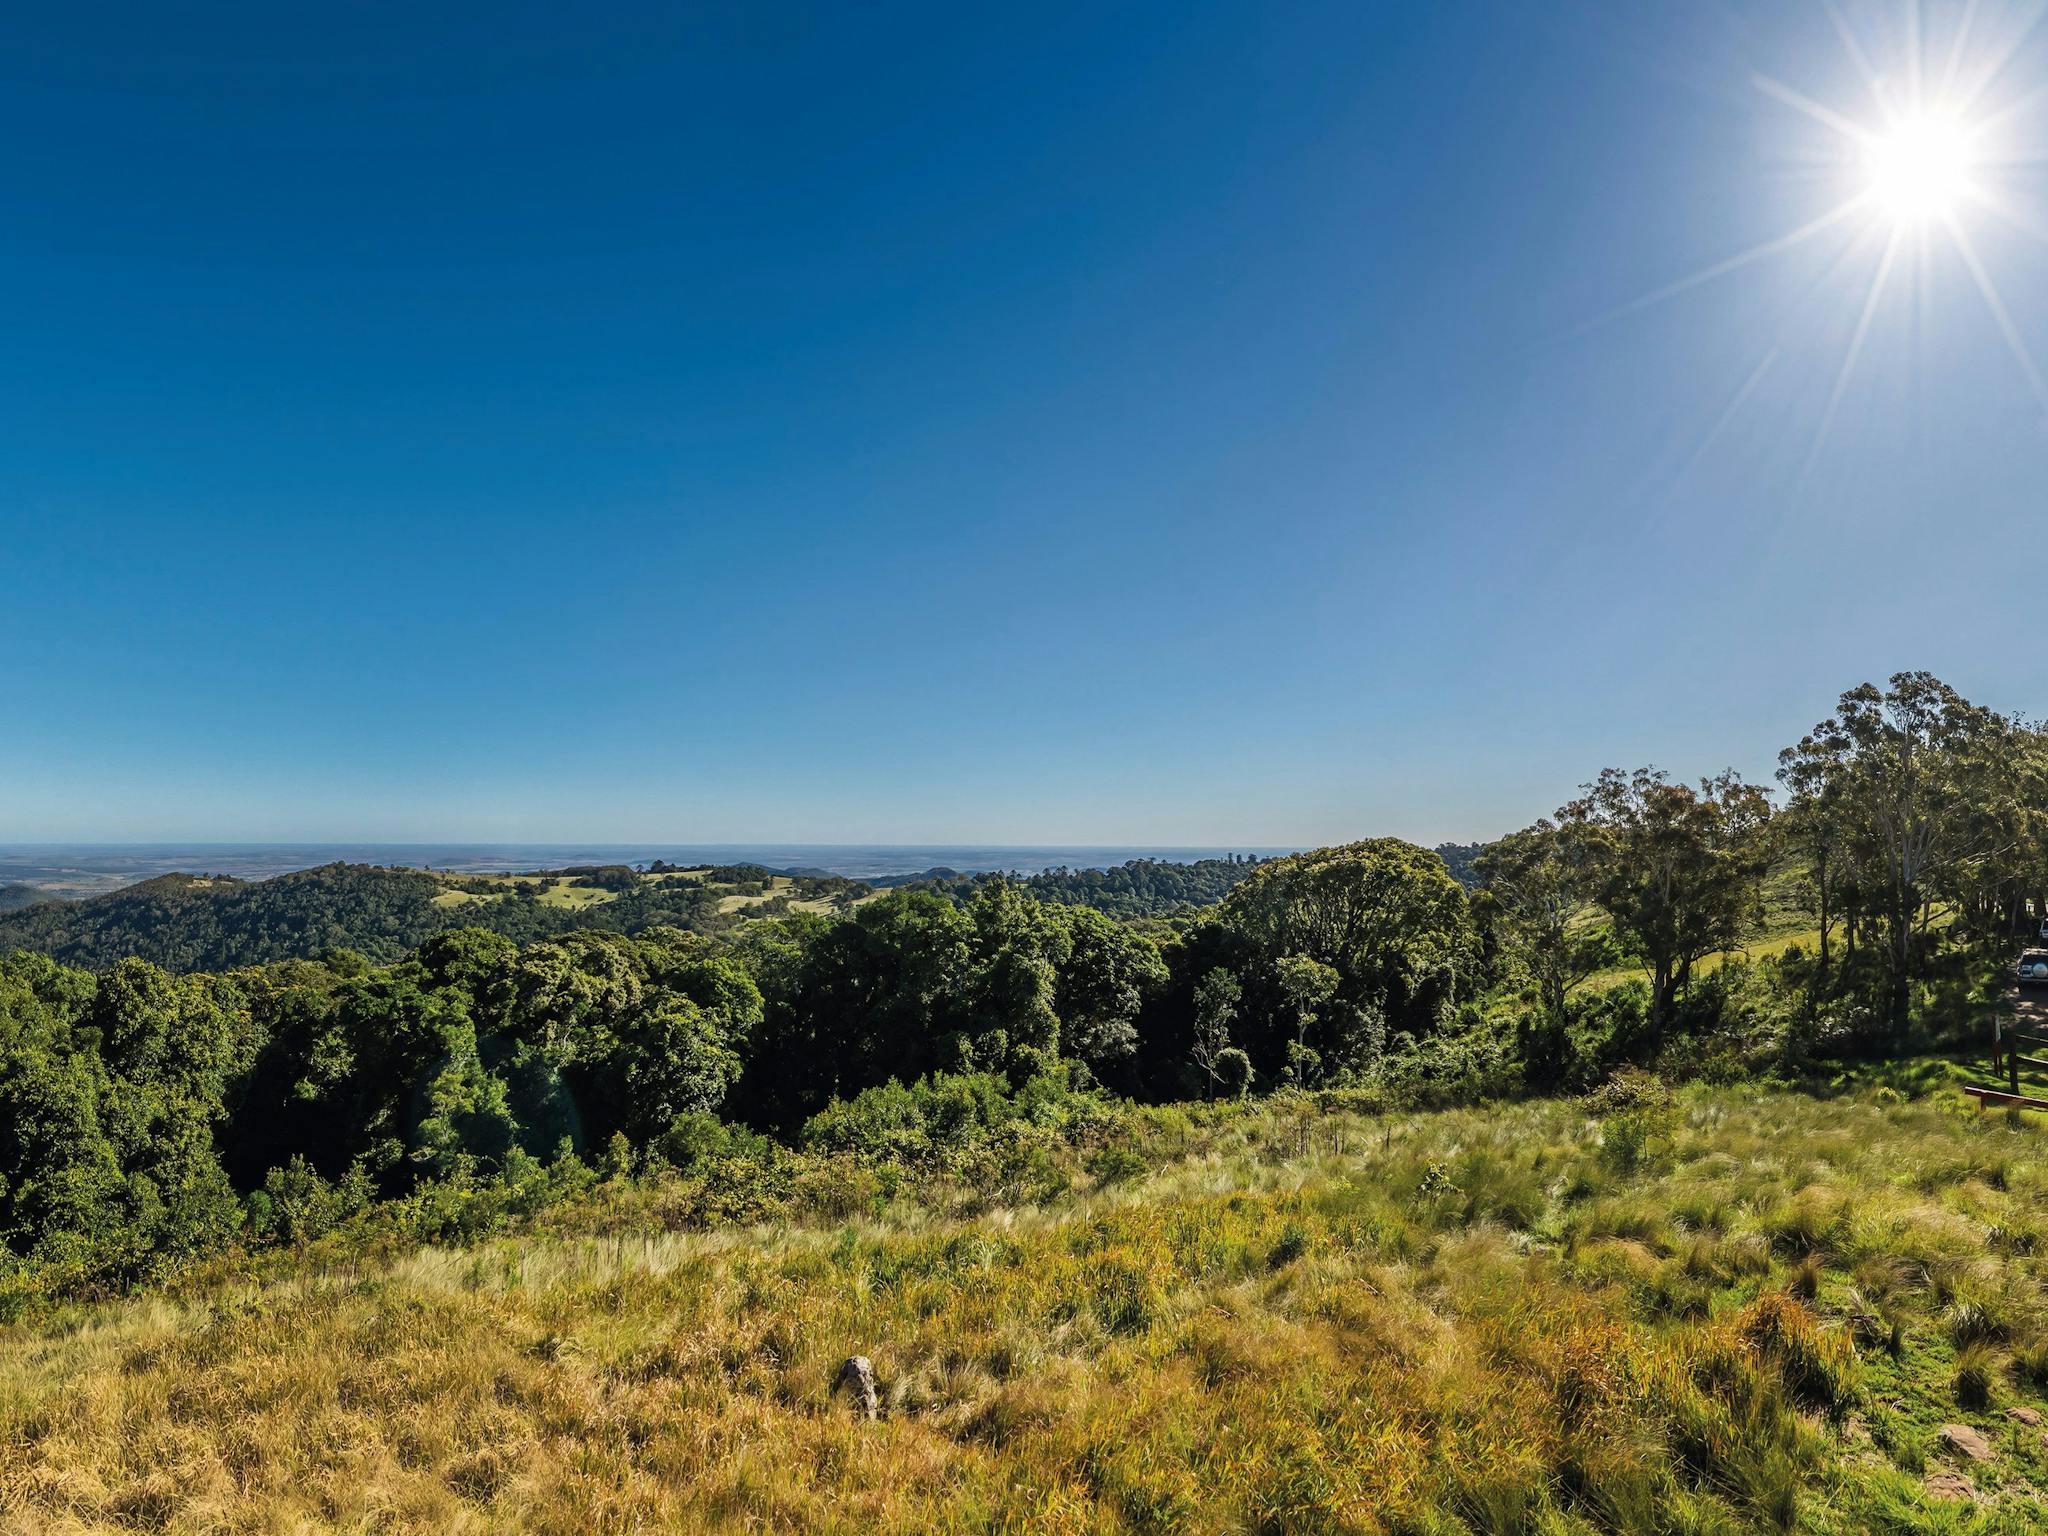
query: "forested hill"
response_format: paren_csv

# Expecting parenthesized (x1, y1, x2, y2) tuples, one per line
(0, 851, 1475, 970)
(0, 862, 868, 971)
(0, 868, 447, 971)
(0, 854, 1294, 970)
(899, 856, 1265, 916)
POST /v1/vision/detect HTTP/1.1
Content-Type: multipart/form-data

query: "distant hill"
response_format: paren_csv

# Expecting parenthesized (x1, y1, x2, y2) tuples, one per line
(0, 866, 462, 971)
(0, 849, 1463, 969)
(0, 883, 50, 914)
(0, 861, 869, 971)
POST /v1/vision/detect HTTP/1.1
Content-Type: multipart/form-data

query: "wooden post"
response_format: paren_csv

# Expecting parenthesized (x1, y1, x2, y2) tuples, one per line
(2010, 1014, 2022, 1096)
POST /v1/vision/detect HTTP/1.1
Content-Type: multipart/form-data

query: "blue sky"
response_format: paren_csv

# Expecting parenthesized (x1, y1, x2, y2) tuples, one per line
(3, 1, 2044, 845)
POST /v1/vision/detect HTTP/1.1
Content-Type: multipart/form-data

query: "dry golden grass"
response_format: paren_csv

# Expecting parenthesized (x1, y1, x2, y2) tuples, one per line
(5, 1084, 2048, 1533)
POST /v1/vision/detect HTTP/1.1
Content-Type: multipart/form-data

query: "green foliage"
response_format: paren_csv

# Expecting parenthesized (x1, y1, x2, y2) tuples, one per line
(1562, 767, 1774, 1032)
(1218, 839, 1473, 1045)
(1049, 904, 1167, 1078)
(799, 1068, 1088, 1165)
(906, 855, 1263, 916)
(1188, 966, 1242, 1095)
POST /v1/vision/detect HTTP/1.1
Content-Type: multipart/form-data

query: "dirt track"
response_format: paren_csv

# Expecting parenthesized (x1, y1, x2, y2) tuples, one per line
(2014, 984, 2048, 1032)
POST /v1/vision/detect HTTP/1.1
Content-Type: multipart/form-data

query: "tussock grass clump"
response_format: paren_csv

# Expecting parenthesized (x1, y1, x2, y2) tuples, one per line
(1734, 1291, 1862, 1417)
(1955, 1342, 1997, 1409)
(2, 1076, 2047, 1533)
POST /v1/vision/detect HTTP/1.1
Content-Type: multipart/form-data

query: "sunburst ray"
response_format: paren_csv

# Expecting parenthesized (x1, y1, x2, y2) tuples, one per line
(1574, 195, 1871, 338)
(1953, 0, 2048, 115)
(1806, 225, 1907, 474)
(1753, 73, 1875, 144)
(1942, 214, 2048, 413)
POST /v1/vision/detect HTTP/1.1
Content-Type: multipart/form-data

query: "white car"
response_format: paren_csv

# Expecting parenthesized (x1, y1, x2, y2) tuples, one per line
(2020, 951, 2048, 988)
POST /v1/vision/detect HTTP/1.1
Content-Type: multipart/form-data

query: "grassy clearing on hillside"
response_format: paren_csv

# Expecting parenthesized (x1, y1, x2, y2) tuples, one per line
(536, 884, 615, 909)
(4, 1074, 2048, 1534)
(716, 876, 799, 914)
(424, 868, 742, 912)
(1578, 928, 1824, 996)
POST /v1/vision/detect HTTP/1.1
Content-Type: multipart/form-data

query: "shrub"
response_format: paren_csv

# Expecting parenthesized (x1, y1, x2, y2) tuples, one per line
(1086, 1145, 1147, 1185)
(790, 1155, 889, 1221)
(250, 1156, 372, 1246)
(801, 1080, 930, 1161)
(650, 1111, 778, 1173)
(1213, 1048, 1254, 1099)
(800, 1071, 1081, 1165)
(1942, 1296, 2005, 1348)
(2011, 1334, 2048, 1389)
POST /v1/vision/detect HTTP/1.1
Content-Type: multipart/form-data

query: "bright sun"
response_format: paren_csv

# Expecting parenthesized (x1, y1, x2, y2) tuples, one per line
(1863, 112, 1978, 222)
(1609, 6, 2048, 436)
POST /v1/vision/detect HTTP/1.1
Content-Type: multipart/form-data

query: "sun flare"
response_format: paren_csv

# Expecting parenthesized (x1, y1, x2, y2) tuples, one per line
(1602, 3, 2048, 452)
(1863, 111, 1979, 223)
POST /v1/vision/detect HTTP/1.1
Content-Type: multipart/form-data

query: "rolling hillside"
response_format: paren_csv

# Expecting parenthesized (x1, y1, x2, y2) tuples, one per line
(0, 852, 1317, 971)
(0, 862, 867, 970)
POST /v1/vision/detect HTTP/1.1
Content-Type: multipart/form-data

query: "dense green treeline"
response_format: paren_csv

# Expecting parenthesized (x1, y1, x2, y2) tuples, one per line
(1430, 841, 1487, 887)
(0, 838, 1481, 1297)
(2, 671, 2044, 1308)
(902, 855, 1266, 916)
(902, 847, 1482, 916)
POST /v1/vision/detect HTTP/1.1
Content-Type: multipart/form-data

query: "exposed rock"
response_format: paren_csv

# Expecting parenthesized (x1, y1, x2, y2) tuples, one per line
(1938, 1423, 1995, 1462)
(836, 1355, 879, 1421)
(2007, 1405, 2044, 1427)
(1925, 1469, 1978, 1501)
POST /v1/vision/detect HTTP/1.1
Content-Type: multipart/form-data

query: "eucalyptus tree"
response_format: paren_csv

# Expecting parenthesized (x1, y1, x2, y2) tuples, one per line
(1189, 967, 1242, 1096)
(1475, 817, 1604, 1024)
(1779, 673, 2034, 1033)
(1776, 730, 1852, 980)
(1564, 767, 1773, 1038)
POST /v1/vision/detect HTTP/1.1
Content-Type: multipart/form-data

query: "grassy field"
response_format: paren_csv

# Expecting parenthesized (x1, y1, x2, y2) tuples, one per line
(5, 1071, 2048, 1533)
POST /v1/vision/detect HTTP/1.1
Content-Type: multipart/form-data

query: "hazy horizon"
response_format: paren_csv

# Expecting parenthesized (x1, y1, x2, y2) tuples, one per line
(0, 841, 1309, 900)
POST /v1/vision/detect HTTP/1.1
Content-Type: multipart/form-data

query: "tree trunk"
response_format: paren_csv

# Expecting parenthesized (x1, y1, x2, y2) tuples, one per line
(1651, 960, 1677, 1044)
(1887, 888, 1914, 1038)
(1815, 849, 1832, 978)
